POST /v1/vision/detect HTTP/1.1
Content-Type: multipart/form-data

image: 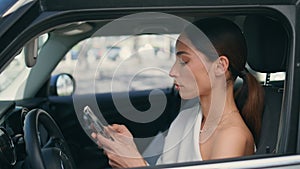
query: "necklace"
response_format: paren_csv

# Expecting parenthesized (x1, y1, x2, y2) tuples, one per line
(199, 110, 239, 134)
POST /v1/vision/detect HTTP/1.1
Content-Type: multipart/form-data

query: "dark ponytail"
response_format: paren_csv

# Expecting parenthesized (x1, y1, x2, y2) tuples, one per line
(234, 70, 264, 144)
(185, 17, 264, 144)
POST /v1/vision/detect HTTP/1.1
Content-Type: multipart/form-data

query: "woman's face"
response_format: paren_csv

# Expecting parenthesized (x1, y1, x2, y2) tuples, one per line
(169, 35, 213, 99)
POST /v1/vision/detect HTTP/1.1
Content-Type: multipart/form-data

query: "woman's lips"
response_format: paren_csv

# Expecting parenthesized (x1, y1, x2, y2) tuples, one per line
(174, 83, 182, 90)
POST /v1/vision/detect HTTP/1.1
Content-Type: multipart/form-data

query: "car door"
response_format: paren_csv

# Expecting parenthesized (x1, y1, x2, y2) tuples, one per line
(155, 2, 300, 169)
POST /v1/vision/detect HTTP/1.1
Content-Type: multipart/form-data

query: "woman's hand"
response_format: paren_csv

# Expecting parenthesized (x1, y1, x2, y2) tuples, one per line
(91, 124, 147, 168)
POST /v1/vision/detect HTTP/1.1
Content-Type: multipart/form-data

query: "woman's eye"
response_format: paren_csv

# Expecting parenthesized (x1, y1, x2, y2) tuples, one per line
(179, 59, 188, 65)
(179, 56, 189, 65)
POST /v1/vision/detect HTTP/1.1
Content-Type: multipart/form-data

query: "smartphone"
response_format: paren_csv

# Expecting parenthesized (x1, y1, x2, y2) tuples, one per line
(83, 106, 114, 141)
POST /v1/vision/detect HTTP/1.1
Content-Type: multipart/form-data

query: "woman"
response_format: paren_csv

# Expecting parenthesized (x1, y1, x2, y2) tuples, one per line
(92, 17, 264, 168)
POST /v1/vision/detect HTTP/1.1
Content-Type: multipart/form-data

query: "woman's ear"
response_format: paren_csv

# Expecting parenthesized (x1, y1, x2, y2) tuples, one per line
(214, 56, 229, 76)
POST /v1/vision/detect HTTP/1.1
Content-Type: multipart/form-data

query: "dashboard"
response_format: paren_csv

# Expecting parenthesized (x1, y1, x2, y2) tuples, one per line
(0, 127, 16, 167)
(0, 102, 29, 169)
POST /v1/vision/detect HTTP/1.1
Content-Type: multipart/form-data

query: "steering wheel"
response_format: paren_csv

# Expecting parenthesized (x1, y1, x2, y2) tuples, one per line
(24, 109, 76, 169)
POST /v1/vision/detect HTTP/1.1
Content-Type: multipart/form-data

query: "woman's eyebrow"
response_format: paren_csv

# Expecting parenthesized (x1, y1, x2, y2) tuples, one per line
(176, 51, 190, 56)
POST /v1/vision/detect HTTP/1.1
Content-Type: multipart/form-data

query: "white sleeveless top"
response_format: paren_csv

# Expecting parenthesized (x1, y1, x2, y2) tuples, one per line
(156, 98, 203, 165)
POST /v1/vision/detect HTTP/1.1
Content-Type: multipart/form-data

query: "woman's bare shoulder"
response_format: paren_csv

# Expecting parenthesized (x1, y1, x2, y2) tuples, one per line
(209, 124, 254, 159)
(218, 113, 254, 142)
(217, 125, 252, 141)
(217, 118, 254, 145)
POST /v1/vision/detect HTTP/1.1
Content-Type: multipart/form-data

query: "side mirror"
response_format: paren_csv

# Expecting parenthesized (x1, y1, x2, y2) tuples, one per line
(49, 73, 75, 96)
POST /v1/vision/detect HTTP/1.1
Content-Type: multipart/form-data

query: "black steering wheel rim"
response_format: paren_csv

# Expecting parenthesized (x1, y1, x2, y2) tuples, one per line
(24, 108, 75, 169)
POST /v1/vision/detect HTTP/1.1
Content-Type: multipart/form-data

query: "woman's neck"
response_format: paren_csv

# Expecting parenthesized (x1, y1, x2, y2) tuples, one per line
(200, 82, 237, 121)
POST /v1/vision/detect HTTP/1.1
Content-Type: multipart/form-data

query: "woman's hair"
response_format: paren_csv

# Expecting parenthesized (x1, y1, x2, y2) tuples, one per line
(184, 18, 264, 144)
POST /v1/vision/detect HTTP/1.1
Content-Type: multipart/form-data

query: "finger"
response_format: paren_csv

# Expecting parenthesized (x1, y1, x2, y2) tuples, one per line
(92, 132, 103, 146)
(110, 124, 122, 132)
(100, 126, 113, 142)
(111, 124, 127, 133)
(107, 125, 117, 134)
(104, 126, 118, 140)
(110, 125, 133, 139)
(106, 126, 127, 142)
(91, 132, 97, 139)
(91, 132, 105, 148)
(96, 140, 104, 149)
(96, 133, 113, 151)
(91, 132, 103, 148)
(112, 124, 134, 138)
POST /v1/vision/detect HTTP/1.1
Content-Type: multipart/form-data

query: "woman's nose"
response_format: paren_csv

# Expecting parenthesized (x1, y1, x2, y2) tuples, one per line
(169, 63, 178, 78)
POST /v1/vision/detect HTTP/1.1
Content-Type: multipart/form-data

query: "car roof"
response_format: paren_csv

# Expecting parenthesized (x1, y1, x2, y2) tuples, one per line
(42, 0, 297, 11)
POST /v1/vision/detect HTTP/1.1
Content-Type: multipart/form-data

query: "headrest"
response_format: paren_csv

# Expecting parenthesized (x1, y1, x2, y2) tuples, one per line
(243, 15, 288, 73)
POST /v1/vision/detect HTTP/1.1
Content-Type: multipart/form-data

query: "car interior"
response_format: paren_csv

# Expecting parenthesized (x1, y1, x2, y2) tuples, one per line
(243, 15, 287, 155)
(0, 6, 292, 169)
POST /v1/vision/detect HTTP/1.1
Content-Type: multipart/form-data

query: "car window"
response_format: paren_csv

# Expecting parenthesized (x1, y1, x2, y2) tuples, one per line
(0, 33, 47, 101)
(52, 34, 178, 94)
(0, 49, 31, 100)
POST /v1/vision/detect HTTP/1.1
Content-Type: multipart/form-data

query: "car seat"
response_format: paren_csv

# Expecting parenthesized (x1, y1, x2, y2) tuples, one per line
(243, 15, 288, 154)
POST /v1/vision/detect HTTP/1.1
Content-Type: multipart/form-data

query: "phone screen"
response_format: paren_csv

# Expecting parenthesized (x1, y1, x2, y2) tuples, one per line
(83, 106, 114, 141)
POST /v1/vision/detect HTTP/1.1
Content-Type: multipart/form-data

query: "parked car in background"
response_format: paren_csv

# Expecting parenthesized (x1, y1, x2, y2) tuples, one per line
(0, 0, 300, 169)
